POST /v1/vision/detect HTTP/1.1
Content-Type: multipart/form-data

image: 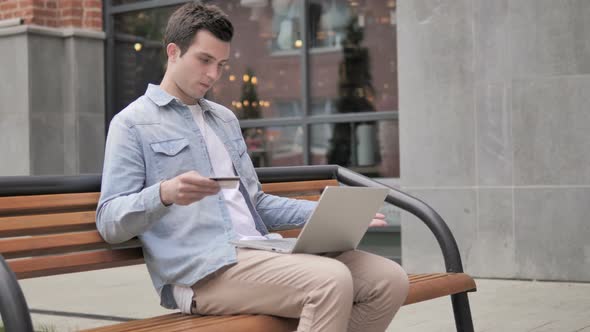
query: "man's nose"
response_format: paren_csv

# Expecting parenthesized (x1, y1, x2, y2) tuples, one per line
(206, 66, 219, 81)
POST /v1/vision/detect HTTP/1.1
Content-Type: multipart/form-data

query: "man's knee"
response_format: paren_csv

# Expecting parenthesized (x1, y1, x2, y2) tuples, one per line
(310, 258, 354, 303)
(378, 260, 409, 304)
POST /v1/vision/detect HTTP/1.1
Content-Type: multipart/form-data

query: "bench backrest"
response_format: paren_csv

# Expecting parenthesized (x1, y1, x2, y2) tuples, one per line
(0, 179, 338, 280)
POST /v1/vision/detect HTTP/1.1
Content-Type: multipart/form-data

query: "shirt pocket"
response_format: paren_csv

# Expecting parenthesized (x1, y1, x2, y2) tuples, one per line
(150, 137, 196, 180)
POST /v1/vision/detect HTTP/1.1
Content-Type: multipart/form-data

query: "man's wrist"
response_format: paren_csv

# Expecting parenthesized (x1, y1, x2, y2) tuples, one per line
(159, 180, 173, 206)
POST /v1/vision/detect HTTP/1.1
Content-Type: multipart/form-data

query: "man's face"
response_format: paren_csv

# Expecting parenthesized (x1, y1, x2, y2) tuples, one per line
(168, 30, 230, 102)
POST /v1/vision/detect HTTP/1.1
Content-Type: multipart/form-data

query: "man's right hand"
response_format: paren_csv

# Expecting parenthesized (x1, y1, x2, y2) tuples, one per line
(159, 171, 221, 206)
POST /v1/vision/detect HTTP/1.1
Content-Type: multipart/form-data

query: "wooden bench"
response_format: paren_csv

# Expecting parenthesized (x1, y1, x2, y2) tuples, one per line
(0, 166, 476, 332)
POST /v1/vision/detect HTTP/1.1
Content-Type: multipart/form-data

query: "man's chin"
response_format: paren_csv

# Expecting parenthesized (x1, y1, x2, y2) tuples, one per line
(185, 91, 204, 102)
(191, 89, 206, 99)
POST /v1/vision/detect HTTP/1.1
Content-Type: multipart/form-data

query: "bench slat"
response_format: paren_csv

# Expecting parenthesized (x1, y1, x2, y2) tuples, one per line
(87, 313, 192, 332)
(289, 194, 321, 201)
(82, 313, 298, 332)
(131, 316, 256, 332)
(0, 211, 96, 237)
(408, 273, 441, 282)
(0, 192, 100, 216)
(95, 313, 192, 332)
(404, 273, 476, 305)
(9, 248, 144, 279)
(261, 180, 338, 195)
(0, 230, 110, 259)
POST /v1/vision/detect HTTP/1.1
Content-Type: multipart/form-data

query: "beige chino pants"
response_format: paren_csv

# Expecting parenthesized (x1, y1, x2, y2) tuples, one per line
(191, 249, 409, 332)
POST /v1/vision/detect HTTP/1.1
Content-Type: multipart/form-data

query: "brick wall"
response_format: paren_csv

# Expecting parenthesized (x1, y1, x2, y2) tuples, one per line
(0, 0, 102, 30)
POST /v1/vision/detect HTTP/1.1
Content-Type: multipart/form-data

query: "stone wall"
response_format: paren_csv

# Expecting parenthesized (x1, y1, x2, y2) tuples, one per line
(398, 0, 590, 281)
(0, 0, 102, 30)
(0, 24, 105, 175)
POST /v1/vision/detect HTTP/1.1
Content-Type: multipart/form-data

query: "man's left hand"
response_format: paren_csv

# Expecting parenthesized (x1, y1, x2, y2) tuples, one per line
(369, 213, 388, 227)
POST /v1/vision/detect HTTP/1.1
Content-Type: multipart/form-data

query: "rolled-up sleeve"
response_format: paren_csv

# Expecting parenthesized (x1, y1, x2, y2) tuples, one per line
(96, 116, 168, 244)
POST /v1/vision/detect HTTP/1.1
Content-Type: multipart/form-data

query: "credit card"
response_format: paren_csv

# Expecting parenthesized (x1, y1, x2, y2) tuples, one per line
(210, 176, 240, 189)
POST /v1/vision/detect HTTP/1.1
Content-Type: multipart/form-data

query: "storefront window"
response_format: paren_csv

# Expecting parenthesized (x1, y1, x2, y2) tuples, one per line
(311, 120, 399, 177)
(206, 0, 302, 120)
(113, 6, 178, 113)
(243, 126, 304, 167)
(309, 0, 398, 115)
(108, 0, 399, 178)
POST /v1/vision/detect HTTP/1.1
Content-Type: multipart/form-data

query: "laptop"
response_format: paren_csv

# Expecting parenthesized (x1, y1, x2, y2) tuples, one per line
(230, 186, 389, 254)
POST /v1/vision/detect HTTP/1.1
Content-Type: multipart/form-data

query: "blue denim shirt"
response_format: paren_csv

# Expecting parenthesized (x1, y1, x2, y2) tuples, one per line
(96, 84, 316, 309)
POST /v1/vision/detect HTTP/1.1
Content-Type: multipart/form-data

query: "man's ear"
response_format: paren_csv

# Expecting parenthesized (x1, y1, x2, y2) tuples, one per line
(166, 43, 179, 62)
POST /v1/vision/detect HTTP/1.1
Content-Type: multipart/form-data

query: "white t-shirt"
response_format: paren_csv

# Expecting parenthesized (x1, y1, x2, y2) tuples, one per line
(173, 103, 266, 314)
(188, 103, 265, 239)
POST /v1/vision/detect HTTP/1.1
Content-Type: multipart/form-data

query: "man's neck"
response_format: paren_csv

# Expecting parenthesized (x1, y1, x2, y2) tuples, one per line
(160, 75, 199, 105)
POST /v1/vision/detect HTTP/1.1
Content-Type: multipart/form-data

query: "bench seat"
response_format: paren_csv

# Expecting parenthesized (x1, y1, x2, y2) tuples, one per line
(82, 314, 299, 332)
(80, 273, 475, 332)
(0, 168, 476, 331)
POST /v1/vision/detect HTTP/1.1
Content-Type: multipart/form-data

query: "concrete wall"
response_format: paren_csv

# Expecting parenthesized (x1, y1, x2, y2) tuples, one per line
(0, 25, 105, 175)
(398, 0, 590, 281)
(0, 33, 30, 175)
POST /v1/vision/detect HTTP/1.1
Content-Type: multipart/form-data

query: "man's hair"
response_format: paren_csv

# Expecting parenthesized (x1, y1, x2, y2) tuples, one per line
(164, 1, 233, 56)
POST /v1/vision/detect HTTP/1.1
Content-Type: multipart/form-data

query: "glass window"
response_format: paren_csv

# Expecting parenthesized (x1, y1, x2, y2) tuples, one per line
(311, 120, 399, 177)
(111, 0, 150, 6)
(243, 126, 304, 167)
(113, 6, 179, 113)
(112, 1, 304, 120)
(309, 0, 398, 115)
(206, 0, 303, 120)
(108, 0, 399, 178)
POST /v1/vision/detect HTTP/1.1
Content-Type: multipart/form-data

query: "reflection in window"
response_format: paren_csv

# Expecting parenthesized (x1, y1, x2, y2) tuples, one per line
(311, 120, 399, 177)
(205, 0, 302, 120)
(113, 6, 178, 113)
(243, 126, 303, 167)
(270, 0, 302, 52)
(310, 0, 398, 114)
(309, 0, 351, 49)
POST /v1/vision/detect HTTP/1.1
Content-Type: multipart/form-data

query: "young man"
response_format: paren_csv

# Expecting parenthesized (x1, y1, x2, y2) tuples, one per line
(96, 2, 408, 331)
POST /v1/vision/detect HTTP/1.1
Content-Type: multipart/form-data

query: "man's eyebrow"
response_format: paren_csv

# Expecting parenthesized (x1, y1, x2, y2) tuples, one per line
(197, 52, 229, 64)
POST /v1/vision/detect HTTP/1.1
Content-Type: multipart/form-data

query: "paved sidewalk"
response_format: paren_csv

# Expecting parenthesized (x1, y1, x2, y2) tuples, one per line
(15, 265, 590, 331)
(388, 278, 590, 332)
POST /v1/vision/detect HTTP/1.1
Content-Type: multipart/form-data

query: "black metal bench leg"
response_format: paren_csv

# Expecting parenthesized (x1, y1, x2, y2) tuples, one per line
(0, 255, 34, 332)
(451, 292, 474, 332)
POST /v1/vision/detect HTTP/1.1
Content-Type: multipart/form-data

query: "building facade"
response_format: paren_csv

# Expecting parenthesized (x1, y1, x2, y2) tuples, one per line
(399, 0, 590, 282)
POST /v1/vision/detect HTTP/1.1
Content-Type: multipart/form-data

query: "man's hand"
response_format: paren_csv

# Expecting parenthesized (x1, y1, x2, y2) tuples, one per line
(160, 171, 221, 206)
(369, 213, 388, 228)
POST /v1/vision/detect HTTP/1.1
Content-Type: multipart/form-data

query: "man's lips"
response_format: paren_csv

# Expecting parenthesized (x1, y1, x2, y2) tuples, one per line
(200, 83, 210, 89)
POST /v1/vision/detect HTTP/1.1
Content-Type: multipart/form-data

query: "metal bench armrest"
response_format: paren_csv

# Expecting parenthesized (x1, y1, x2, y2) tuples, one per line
(257, 165, 465, 274)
